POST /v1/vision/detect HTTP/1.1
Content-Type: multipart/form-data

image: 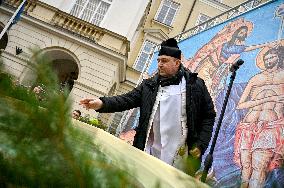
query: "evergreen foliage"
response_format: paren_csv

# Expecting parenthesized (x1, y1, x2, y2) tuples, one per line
(0, 50, 139, 187)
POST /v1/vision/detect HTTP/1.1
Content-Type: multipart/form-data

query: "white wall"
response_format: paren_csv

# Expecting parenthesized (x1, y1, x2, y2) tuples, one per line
(39, 0, 63, 8)
(39, 0, 76, 13)
(39, 0, 149, 40)
(58, 0, 76, 13)
(101, 0, 149, 40)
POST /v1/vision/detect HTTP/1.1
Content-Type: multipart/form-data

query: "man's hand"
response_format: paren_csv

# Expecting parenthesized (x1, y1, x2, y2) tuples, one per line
(79, 98, 103, 111)
(189, 147, 201, 158)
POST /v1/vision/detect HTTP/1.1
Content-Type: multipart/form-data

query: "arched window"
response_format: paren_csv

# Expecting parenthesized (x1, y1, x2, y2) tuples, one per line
(21, 48, 79, 93)
(0, 24, 8, 50)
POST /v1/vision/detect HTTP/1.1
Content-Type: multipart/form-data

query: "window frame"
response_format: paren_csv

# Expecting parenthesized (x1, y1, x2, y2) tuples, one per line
(195, 13, 212, 32)
(133, 40, 157, 72)
(212, 0, 222, 3)
(155, 0, 180, 26)
(195, 13, 211, 26)
(70, 0, 112, 26)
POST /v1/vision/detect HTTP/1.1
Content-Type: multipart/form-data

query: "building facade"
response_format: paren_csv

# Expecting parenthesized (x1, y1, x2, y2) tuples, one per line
(0, 0, 264, 131)
(0, 0, 150, 121)
(128, 0, 251, 75)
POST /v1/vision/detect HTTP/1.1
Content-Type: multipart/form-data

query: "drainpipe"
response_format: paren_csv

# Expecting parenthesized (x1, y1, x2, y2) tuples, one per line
(181, 0, 197, 32)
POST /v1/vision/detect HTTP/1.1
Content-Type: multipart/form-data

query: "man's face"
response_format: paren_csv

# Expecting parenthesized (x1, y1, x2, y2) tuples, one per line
(264, 53, 278, 69)
(72, 111, 80, 119)
(33, 86, 43, 94)
(157, 55, 180, 77)
(237, 28, 247, 38)
(235, 28, 248, 42)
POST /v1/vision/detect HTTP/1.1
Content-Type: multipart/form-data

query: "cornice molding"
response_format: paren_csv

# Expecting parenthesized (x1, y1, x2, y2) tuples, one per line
(121, 79, 136, 88)
(74, 80, 106, 96)
(151, 19, 174, 34)
(0, 50, 29, 66)
(200, 0, 231, 12)
(143, 28, 168, 42)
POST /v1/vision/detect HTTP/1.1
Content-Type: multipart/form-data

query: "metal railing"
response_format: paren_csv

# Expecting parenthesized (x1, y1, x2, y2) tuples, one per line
(176, 0, 273, 41)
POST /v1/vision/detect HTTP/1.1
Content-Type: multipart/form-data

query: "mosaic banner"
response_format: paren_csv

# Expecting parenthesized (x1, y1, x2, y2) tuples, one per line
(148, 0, 284, 187)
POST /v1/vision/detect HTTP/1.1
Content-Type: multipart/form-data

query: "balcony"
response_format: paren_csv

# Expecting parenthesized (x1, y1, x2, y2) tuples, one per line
(2, 0, 130, 56)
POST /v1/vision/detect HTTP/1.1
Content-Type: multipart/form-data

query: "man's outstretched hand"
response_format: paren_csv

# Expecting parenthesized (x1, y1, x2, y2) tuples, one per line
(79, 98, 103, 111)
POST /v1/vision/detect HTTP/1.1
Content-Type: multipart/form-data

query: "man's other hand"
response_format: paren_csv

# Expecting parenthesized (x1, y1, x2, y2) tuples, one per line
(79, 98, 103, 111)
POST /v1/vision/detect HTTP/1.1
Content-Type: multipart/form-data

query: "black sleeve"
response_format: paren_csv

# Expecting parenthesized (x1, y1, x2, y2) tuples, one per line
(196, 79, 216, 154)
(97, 83, 143, 113)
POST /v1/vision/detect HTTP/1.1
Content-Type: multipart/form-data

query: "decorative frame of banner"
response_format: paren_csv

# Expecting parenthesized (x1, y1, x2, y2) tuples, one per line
(119, 0, 284, 187)
(148, 0, 284, 187)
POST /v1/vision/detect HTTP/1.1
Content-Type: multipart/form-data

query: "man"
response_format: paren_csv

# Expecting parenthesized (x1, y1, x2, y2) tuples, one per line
(32, 85, 45, 101)
(72, 110, 81, 120)
(80, 38, 216, 173)
(234, 44, 284, 188)
(66, 72, 76, 91)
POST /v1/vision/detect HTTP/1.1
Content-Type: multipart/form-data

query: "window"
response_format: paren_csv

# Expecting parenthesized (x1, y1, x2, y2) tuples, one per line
(70, 0, 112, 26)
(196, 13, 211, 26)
(155, 0, 179, 26)
(133, 40, 157, 72)
(195, 13, 212, 32)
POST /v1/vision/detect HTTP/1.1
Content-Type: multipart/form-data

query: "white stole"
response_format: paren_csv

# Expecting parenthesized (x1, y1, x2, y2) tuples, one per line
(145, 77, 187, 165)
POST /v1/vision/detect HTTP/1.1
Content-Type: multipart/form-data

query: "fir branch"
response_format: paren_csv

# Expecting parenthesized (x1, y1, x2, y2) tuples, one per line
(0, 50, 139, 187)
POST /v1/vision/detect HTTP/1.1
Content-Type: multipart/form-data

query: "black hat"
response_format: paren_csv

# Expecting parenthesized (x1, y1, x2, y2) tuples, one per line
(158, 38, 181, 59)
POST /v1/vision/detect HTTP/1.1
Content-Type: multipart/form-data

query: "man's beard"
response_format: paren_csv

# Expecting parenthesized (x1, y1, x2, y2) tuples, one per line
(265, 59, 278, 69)
(236, 35, 246, 42)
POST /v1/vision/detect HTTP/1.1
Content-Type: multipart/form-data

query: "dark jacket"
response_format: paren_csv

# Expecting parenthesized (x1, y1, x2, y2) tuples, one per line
(98, 68, 216, 155)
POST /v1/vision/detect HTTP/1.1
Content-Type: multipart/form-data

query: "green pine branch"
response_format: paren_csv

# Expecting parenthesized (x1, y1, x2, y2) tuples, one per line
(0, 50, 139, 187)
